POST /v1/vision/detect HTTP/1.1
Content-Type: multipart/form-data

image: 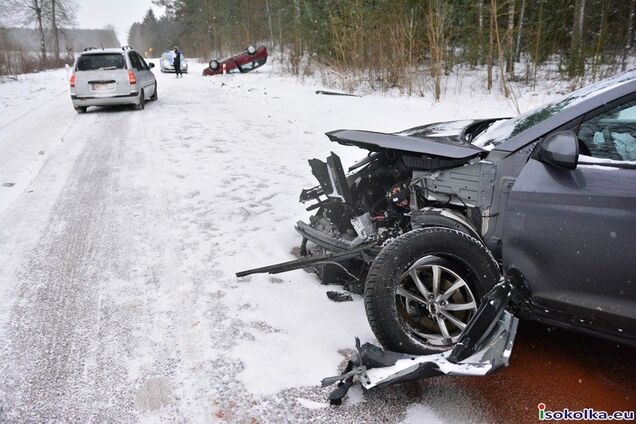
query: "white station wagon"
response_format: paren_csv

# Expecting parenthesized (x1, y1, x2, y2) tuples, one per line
(70, 46, 157, 113)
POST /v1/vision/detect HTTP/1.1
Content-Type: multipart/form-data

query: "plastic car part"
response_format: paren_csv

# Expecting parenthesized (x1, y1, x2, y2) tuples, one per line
(235, 242, 377, 278)
(307, 152, 352, 203)
(326, 291, 353, 302)
(321, 279, 522, 405)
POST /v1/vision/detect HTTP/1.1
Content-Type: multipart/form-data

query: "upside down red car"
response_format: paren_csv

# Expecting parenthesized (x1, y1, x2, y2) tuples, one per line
(203, 45, 268, 76)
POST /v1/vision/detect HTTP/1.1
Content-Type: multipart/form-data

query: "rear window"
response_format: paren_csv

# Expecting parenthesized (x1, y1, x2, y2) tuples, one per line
(77, 53, 125, 71)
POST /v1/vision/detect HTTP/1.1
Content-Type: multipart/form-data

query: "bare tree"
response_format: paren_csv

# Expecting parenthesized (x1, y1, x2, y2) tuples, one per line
(487, 0, 494, 90)
(4, 0, 49, 65)
(622, 0, 636, 71)
(478, 0, 483, 61)
(47, 0, 76, 61)
(265, 0, 274, 48)
(568, 0, 587, 78)
(506, 0, 515, 76)
(514, 0, 526, 62)
(425, 0, 452, 101)
(590, 0, 606, 82)
(531, 0, 544, 88)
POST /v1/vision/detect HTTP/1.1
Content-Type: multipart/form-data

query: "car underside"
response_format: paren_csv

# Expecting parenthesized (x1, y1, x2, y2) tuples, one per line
(203, 45, 268, 76)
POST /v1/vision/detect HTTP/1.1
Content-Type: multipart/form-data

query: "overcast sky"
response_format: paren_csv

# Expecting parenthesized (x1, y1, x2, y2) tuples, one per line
(76, 0, 164, 45)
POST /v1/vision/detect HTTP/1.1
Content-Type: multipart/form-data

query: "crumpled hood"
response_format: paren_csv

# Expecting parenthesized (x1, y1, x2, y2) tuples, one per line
(325, 119, 499, 159)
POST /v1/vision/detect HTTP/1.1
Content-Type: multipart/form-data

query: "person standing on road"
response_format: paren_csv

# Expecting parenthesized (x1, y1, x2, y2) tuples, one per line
(173, 47, 183, 78)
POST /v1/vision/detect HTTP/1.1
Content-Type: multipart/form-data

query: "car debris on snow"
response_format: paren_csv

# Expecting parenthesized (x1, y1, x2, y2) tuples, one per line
(326, 291, 353, 302)
(321, 280, 522, 404)
(315, 90, 361, 97)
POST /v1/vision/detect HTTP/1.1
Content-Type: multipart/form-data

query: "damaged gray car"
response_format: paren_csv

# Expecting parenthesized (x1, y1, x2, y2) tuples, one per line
(238, 71, 636, 397)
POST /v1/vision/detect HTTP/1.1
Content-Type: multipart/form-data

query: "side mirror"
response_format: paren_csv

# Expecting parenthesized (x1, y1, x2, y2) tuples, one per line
(148, 62, 155, 68)
(536, 130, 579, 170)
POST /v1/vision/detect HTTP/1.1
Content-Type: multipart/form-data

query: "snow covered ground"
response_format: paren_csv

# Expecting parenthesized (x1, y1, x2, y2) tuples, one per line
(0, 61, 563, 423)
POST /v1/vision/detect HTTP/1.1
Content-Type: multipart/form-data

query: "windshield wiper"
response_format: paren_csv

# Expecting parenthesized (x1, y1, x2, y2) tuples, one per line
(99, 66, 118, 70)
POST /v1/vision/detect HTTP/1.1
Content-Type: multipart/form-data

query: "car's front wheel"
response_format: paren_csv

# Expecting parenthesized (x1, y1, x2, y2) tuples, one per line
(209, 60, 220, 70)
(74, 106, 87, 114)
(364, 227, 500, 355)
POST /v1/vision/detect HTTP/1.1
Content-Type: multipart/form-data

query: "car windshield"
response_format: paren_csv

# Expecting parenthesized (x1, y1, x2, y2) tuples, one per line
(163, 52, 184, 61)
(77, 53, 125, 71)
(472, 71, 636, 148)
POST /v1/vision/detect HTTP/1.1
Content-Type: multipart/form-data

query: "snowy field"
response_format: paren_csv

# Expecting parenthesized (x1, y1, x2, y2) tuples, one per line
(0, 61, 563, 423)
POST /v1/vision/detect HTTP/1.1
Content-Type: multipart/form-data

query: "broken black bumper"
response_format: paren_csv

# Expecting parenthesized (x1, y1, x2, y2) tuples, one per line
(322, 279, 521, 404)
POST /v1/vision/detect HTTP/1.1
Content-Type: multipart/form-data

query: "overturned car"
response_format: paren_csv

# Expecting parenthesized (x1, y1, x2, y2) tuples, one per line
(203, 45, 268, 76)
(238, 71, 636, 394)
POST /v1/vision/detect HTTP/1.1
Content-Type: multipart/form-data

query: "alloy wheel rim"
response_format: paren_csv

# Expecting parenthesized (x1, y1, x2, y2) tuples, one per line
(396, 255, 478, 347)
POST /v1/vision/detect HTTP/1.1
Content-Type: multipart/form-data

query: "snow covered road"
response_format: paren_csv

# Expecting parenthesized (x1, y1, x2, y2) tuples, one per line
(2, 62, 630, 423)
(0, 62, 510, 423)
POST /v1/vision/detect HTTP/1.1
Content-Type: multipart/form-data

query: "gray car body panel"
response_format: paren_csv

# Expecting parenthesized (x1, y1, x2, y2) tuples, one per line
(325, 128, 485, 159)
(324, 71, 636, 345)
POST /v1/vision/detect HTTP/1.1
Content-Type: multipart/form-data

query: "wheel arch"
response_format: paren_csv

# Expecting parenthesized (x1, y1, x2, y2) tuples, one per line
(410, 207, 481, 241)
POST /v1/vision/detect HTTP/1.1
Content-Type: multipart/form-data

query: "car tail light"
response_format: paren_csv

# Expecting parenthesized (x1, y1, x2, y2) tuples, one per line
(69, 73, 75, 87)
(128, 70, 136, 85)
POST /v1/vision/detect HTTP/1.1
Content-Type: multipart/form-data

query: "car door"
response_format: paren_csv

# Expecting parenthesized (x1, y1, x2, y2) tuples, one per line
(129, 52, 148, 98)
(128, 51, 143, 94)
(502, 98, 636, 342)
(137, 54, 156, 97)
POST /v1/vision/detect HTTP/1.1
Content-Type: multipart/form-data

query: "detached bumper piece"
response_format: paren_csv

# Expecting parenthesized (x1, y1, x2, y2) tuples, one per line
(321, 280, 521, 405)
(235, 243, 377, 278)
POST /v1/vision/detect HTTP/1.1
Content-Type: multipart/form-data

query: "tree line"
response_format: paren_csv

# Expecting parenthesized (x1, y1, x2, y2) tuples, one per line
(136, 1, 634, 98)
(0, 0, 77, 68)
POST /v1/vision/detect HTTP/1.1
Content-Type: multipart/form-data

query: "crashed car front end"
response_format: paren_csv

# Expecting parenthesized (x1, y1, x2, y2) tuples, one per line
(289, 120, 503, 291)
(236, 118, 525, 399)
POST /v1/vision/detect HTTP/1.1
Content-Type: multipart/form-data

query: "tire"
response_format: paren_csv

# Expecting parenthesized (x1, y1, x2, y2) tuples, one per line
(74, 106, 87, 114)
(150, 83, 157, 101)
(246, 45, 256, 55)
(209, 60, 220, 70)
(135, 89, 145, 110)
(364, 227, 500, 355)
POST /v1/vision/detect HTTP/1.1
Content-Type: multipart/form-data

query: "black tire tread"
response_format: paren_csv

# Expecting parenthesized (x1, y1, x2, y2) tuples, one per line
(364, 227, 500, 354)
(150, 83, 158, 101)
(136, 90, 145, 110)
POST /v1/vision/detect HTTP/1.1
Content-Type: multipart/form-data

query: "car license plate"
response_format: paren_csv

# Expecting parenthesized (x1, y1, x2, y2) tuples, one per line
(92, 83, 113, 90)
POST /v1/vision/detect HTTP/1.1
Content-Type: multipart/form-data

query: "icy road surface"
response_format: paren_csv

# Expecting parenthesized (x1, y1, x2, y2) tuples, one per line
(0, 63, 632, 423)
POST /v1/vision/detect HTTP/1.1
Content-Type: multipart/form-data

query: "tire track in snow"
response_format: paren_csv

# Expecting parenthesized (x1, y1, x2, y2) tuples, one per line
(0, 110, 138, 422)
(0, 88, 68, 131)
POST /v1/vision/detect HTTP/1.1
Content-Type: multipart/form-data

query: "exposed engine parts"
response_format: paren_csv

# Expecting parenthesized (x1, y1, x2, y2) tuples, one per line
(237, 120, 504, 291)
